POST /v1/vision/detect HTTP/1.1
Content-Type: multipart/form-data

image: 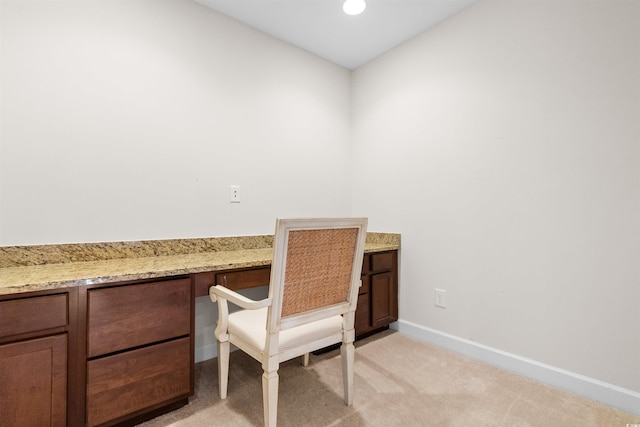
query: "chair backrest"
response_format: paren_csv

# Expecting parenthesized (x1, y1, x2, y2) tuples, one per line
(267, 218, 368, 333)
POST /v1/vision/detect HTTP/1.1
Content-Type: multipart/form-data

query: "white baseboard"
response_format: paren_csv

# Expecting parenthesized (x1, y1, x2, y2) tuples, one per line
(391, 320, 640, 416)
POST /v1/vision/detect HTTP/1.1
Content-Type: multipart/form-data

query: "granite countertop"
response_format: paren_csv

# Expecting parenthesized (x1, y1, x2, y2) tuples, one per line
(0, 233, 400, 296)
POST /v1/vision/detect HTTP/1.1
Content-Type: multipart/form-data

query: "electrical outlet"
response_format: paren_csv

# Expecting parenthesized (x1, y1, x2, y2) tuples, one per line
(434, 288, 446, 308)
(230, 185, 240, 203)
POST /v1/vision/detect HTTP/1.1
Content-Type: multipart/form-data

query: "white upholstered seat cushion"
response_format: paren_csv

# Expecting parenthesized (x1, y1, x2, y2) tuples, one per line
(228, 307, 343, 352)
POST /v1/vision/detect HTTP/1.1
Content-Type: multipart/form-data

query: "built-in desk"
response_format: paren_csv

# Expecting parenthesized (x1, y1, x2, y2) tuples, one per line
(0, 233, 400, 426)
(193, 249, 399, 337)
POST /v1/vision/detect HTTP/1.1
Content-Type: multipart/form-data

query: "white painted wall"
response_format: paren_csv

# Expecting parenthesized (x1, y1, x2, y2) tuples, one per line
(352, 0, 640, 394)
(0, 0, 352, 245)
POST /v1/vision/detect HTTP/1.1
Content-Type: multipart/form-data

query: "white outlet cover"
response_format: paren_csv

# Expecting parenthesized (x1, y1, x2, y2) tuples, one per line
(230, 185, 240, 203)
(434, 288, 446, 308)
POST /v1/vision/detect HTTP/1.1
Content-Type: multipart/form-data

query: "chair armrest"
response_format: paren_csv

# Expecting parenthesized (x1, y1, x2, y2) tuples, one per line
(210, 285, 272, 310)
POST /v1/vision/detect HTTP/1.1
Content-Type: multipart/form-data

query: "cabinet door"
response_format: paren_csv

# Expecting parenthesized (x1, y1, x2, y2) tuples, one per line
(0, 334, 67, 427)
(371, 271, 397, 328)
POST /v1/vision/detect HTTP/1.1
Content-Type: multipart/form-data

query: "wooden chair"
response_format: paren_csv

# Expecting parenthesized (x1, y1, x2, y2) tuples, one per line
(209, 217, 368, 426)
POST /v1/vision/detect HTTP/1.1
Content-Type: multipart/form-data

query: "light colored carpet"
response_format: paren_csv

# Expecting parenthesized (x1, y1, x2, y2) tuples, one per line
(139, 330, 640, 426)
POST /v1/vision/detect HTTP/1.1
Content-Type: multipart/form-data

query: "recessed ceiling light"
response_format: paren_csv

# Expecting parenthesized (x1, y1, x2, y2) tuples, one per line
(343, 0, 366, 16)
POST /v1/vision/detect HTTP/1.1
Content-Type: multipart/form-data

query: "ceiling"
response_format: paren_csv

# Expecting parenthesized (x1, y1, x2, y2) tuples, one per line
(194, 0, 477, 70)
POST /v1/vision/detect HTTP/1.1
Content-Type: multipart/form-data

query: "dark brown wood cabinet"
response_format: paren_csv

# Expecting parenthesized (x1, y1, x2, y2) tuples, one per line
(2, 249, 397, 426)
(356, 251, 399, 336)
(0, 290, 75, 427)
(84, 277, 194, 427)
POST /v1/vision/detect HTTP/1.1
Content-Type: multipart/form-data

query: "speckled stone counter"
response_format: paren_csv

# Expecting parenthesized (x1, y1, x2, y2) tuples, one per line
(0, 233, 400, 295)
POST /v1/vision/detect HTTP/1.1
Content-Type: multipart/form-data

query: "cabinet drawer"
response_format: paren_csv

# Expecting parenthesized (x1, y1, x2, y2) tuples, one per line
(86, 337, 191, 427)
(87, 278, 191, 358)
(0, 294, 67, 338)
(215, 267, 271, 291)
(371, 252, 394, 272)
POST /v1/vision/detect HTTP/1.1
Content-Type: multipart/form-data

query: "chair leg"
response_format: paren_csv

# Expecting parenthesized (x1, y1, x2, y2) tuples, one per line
(302, 352, 310, 367)
(262, 370, 279, 427)
(341, 342, 355, 405)
(217, 340, 230, 399)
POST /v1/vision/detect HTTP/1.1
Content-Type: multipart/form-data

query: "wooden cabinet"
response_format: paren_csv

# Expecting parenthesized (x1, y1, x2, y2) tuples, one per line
(356, 251, 398, 336)
(0, 291, 74, 427)
(85, 277, 194, 427)
(1, 248, 397, 426)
